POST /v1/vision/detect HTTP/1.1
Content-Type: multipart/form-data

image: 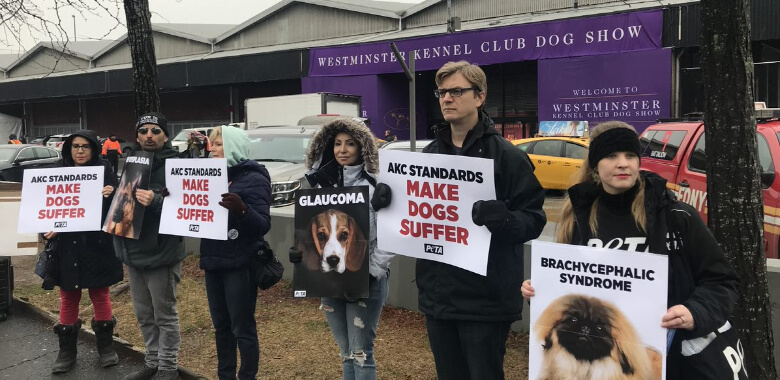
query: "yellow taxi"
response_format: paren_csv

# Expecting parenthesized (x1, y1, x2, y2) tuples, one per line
(512, 136, 590, 190)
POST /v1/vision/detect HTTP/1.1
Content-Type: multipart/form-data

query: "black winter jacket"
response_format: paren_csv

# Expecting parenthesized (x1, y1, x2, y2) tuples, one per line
(568, 171, 739, 378)
(199, 160, 272, 271)
(54, 130, 123, 290)
(416, 112, 546, 321)
(113, 143, 185, 269)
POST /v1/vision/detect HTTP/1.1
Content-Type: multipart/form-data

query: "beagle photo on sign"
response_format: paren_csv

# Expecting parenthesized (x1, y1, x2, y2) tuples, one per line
(293, 186, 371, 298)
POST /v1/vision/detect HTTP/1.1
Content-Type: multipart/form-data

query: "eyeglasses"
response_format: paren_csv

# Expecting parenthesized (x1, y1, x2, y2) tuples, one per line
(434, 87, 479, 98)
(138, 127, 163, 135)
(71, 144, 92, 151)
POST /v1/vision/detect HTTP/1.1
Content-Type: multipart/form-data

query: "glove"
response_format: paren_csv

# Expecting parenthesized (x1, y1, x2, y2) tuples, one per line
(219, 193, 248, 217)
(371, 183, 392, 211)
(289, 247, 302, 263)
(161, 187, 170, 197)
(305, 160, 339, 188)
(472, 200, 511, 232)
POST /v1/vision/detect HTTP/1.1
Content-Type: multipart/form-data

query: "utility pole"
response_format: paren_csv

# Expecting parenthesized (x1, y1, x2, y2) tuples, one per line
(390, 42, 416, 152)
(72, 15, 76, 41)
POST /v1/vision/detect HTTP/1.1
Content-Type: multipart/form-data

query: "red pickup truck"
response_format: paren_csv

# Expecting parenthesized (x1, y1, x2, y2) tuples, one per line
(638, 110, 780, 259)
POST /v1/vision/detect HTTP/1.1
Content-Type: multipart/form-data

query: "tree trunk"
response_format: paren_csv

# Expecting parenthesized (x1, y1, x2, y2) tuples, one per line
(700, 0, 776, 377)
(123, 0, 160, 117)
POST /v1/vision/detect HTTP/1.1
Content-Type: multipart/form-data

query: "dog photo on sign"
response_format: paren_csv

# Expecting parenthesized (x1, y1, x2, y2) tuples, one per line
(293, 186, 370, 298)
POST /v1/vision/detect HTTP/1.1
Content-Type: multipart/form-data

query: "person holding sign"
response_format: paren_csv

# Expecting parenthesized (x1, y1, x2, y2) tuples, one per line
(371, 61, 546, 380)
(41, 130, 123, 374)
(522, 121, 739, 379)
(200, 126, 271, 380)
(117, 112, 186, 380)
(291, 118, 395, 380)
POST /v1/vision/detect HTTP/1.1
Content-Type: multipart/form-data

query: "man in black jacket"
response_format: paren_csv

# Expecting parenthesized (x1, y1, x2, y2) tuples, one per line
(419, 61, 546, 379)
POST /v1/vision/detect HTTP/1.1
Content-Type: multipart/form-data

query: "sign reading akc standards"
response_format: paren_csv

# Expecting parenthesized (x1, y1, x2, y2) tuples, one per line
(160, 158, 229, 240)
(376, 149, 495, 275)
(18, 166, 104, 233)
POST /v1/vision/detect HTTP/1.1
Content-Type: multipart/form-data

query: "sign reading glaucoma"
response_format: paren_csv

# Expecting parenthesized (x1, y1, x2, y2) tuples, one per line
(376, 149, 495, 276)
(18, 166, 104, 233)
(529, 241, 668, 380)
(160, 158, 229, 240)
(292, 186, 370, 298)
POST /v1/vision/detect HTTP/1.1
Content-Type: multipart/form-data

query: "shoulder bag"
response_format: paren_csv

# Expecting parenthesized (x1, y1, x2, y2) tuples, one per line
(251, 241, 284, 290)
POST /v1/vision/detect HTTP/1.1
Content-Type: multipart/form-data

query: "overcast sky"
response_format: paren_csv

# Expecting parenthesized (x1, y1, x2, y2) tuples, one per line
(1, 0, 424, 54)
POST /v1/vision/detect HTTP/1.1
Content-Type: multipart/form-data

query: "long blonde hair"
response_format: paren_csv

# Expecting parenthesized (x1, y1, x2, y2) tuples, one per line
(556, 121, 646, 243)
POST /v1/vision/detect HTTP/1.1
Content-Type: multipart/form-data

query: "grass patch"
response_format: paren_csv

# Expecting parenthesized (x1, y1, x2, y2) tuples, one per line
(16, 255, 530, 379)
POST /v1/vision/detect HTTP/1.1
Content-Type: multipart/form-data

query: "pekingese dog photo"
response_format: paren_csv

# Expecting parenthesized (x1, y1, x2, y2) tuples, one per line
(534, 294, 662, 380)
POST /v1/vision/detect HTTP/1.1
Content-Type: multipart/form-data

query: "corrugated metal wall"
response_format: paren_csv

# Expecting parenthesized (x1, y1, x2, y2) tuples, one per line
(405, 0, 625, 29)
(9, 48, 89, 78)
(664, 0, 780, 47)
(96, 33, 211, 67)
(219, 3, 397, 50)
(96, 44, 130, 67)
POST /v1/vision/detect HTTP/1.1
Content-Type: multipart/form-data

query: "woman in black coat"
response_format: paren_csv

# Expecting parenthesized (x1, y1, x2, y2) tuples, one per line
(43, 130, 123, 374)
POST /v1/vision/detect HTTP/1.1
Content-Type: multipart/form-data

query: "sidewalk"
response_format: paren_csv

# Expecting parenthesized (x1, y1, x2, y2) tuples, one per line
(0, 299, 147, 380)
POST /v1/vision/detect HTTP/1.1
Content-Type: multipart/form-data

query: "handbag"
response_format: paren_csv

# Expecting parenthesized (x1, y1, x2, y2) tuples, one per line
(34, 238, 59, 290)
(251, 241, 284, 290)
(679, 321, 749, 379)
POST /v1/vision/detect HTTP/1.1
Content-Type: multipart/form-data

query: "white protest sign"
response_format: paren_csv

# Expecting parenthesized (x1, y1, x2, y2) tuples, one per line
(376, 149, 495, 275)
(160, 158, 229, 240)
(529, 240, 668, 380)
(18, 166, 104, 233)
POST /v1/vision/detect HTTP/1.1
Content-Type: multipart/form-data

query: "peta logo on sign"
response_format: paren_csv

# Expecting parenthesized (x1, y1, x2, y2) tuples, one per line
(424, 244, 444, 255)
(294, 290, 307, 297)
(54, 221, 67, 228)
(188, 224, 200, 232)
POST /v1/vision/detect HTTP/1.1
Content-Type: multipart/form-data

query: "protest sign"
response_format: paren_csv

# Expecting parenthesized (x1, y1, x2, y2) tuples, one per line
(528, 240, 668, 380)
(292, 186, 370, 298)
(376, 149, 495, 275)
(18, 166, 104, 233)
(160, 158, 229, 240)
(103, 151, 153, 239)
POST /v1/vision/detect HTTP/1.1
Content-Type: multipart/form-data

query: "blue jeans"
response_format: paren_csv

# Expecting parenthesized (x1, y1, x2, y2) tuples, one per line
(321, 274, 389, 380)
(205, 267, 259, 380)
(424, 316, 512, 380)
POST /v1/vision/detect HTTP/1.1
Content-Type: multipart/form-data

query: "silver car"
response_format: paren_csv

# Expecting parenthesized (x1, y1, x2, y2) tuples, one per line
(246, 125, 322, 207)
(380, 139, 434, 152)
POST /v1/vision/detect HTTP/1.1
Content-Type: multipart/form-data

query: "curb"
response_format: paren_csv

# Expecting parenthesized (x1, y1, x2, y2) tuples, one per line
(12, 297, 208, 380)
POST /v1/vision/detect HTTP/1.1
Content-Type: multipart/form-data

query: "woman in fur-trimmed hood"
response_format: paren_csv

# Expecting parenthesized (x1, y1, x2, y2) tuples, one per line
(299, 118, 395, 379)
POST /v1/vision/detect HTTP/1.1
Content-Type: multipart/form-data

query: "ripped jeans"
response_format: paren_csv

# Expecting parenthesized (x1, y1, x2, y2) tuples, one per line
(321, 273, 389, 380)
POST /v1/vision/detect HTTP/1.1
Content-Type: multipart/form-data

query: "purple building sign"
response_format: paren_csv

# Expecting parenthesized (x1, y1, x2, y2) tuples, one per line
(537, 48, 672, 133)
(309, 10, 662, 77)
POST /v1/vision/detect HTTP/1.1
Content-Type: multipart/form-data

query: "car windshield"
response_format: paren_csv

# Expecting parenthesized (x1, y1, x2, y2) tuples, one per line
(173, 131, 194, 142)
(248, 134, 311, 163)
(0, 149, 17, 161)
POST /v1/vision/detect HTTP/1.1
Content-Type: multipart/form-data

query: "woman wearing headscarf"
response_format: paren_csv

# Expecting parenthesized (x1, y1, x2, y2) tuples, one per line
(44, 130, 123, 374)
(294, 118, 395, 380)
(521, 121, 739, 379)
(201, 125, 271, 380)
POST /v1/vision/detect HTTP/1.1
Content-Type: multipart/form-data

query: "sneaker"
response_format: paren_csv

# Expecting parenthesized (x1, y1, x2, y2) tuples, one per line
(151, 369, 180, 380)
(122, 365, 157, 380)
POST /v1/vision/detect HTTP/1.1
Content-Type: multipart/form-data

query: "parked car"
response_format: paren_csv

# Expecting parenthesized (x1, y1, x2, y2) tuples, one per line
(380, 139, 434, 152)
(297, 114, 371, 127)
(29, 135, 51, 146)
(246, 125, 322, 206)
(171, 127, 215, 154)
(45, 134, 70, 150)
(0, 145, 61, 182)
(512, 136, 590, 190)
(639, 109, 780, 259)
(98, 137, 135, 156)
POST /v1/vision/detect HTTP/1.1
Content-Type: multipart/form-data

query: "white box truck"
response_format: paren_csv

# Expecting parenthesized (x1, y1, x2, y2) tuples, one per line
(245, 93, 361, 129)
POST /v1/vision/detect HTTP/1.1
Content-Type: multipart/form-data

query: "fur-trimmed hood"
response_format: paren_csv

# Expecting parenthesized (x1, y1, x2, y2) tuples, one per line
(305, 118, 379, 174)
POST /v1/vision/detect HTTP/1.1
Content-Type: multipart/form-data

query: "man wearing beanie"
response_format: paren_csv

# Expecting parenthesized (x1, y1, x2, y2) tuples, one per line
(116, 111, 185, 380)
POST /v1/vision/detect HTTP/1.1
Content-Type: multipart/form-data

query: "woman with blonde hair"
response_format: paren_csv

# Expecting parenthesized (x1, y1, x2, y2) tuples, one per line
(522, 121, 739, 379)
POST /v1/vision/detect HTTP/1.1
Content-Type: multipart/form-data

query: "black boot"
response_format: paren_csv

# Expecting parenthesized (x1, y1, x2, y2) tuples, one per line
(51, 320, 81, 374)
(91, 316, 119, 367)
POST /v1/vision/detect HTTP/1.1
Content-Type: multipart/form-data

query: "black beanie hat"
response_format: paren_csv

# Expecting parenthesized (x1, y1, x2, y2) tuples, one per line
(136, 112, 169, 137)
(588, 127, 641, 168)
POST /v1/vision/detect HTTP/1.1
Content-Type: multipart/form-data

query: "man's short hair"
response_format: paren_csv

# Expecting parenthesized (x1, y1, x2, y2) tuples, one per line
(435, 61, 487, 95)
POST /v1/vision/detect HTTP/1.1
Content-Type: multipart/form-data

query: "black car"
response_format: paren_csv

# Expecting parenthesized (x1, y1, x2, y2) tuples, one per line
(0, 145, 61, 182)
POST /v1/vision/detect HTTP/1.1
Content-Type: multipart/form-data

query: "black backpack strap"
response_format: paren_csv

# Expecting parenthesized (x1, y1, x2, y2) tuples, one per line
(361, 171, 376, 188)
